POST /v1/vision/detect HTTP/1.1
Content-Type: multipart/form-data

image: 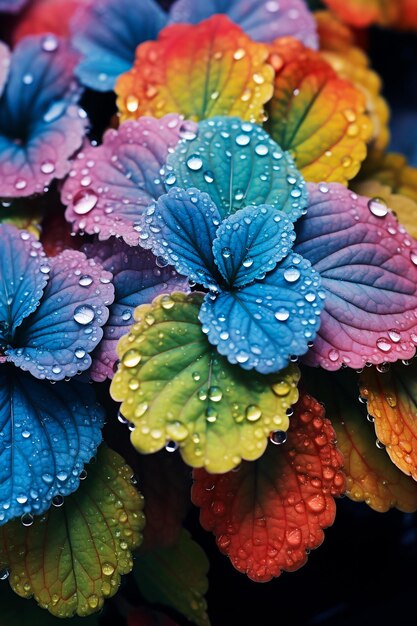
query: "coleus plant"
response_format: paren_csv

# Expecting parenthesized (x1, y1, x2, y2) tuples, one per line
(1, 0, 417, 623)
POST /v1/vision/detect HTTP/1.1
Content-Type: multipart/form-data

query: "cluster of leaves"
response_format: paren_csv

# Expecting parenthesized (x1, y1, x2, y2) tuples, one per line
(1, 0, 417, 624)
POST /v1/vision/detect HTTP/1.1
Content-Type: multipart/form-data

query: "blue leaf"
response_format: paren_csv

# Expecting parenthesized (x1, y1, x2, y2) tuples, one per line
(0, 36, 86, 198)
(143, 187, 222, 288)
(199, 253, 324, 373)
(212, 205, 295, 288)
(0, 366, 104, 525)
(72, 0, 167, 91)
(0, 225, 50, 345)
(8, 250, 114, 381)
(169, 0, 318, 47)
(164, 116, 307, 221)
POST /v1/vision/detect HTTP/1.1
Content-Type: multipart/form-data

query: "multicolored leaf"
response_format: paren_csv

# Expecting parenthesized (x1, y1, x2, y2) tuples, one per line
(294, 183, 417, 370)
(192, 392, 345, 582)
(111, 292, 299, 473)
(165, 116, 307, 221)
(61, 116, 188, 246)
(134, 529, 210, 626)
(303, 367, 417, 512)
(0, 35, 86, 198)
(266, 37, 371, 184)
(360, 363, 417, 481)
(169, 0, 318, 47)
(116, 16, 274, 124)
(72, 0, 167, 91)
(0, 446, 145, 617)
(84, 239, 189, 382)
(200, 253, 324, 374)
(0, 367, 104, 524)
(8, 249, 114, 381)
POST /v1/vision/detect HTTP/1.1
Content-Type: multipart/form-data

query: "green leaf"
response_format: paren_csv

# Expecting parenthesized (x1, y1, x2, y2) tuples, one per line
(134, 529, 210, 626)
(0, 584, 99, 626)
(111, 292, 300, 473)
(0, 446, 145, 618)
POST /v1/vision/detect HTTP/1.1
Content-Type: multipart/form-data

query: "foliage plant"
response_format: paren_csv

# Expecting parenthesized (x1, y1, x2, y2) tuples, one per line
(1, 0, 417, 623)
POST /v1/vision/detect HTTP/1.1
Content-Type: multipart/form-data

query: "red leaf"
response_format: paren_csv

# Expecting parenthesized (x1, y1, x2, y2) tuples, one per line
(192, 393, 345, 582)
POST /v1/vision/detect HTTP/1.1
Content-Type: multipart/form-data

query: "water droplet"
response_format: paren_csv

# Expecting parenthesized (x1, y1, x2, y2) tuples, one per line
(165, 440, 178, 452)
(42, 473, 53, 484)
(166, 422, 189, 441)
(376, 337, 391, 352)
(236, 134, 250, 146)
(179, 122, 197, 140)
(74, 305, 95, 325)
(265, 0, 279, 12)
(272, 381, 291, 396)
(0, 567, 9, 580)
(22, 73, 33, 85)
(283, 268, 300, 282)
(275, 309, 289, 321)
(79, 469, 87, 480)
(165, 172, 177, 185)
(270, 430, 287, 445)
(15, 179, 27, 190)
(328, 349, 339, 362)
(410, 250, 417, 266)
(368, 197, 388, 218)
(122, 349, 141, 368)
(233, 48, 246, 60)
(161, 295, 175, 309)
(102, 563, 115, 576)
(306, 494, 326, 514)
(42, 35, 59, 52)
(187, 155, 203, 171)
(52, 495, 64, 507)
(221, 247, 231, 259)
(73, 190, 98, 215)
(388, 329, 401, 343)
(205, 406, 218, 422)
(87, 594, 99, 609)
(40, 161, 55, 175)
(246, 405, 262, 422)
(208, 386, 223, 402)
(21, 513, 34, 527)
(126, 95, 139, 112)
(255, 144, 269, 157)
(204, 171, 214, 183)
(79, 275, 93, 287)
(75, 348, 86, 359)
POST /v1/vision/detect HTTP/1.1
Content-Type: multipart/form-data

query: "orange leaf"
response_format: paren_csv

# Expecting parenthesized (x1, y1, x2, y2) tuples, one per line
(321, 0, 417, 29)
(360, 363, 417, 481)
(192, 392, 345, 582)
(316, 11, 390, 158)
(116, 15, 274, 124)
(266, 37, 371, 184)
(303, 368, 417, 513)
